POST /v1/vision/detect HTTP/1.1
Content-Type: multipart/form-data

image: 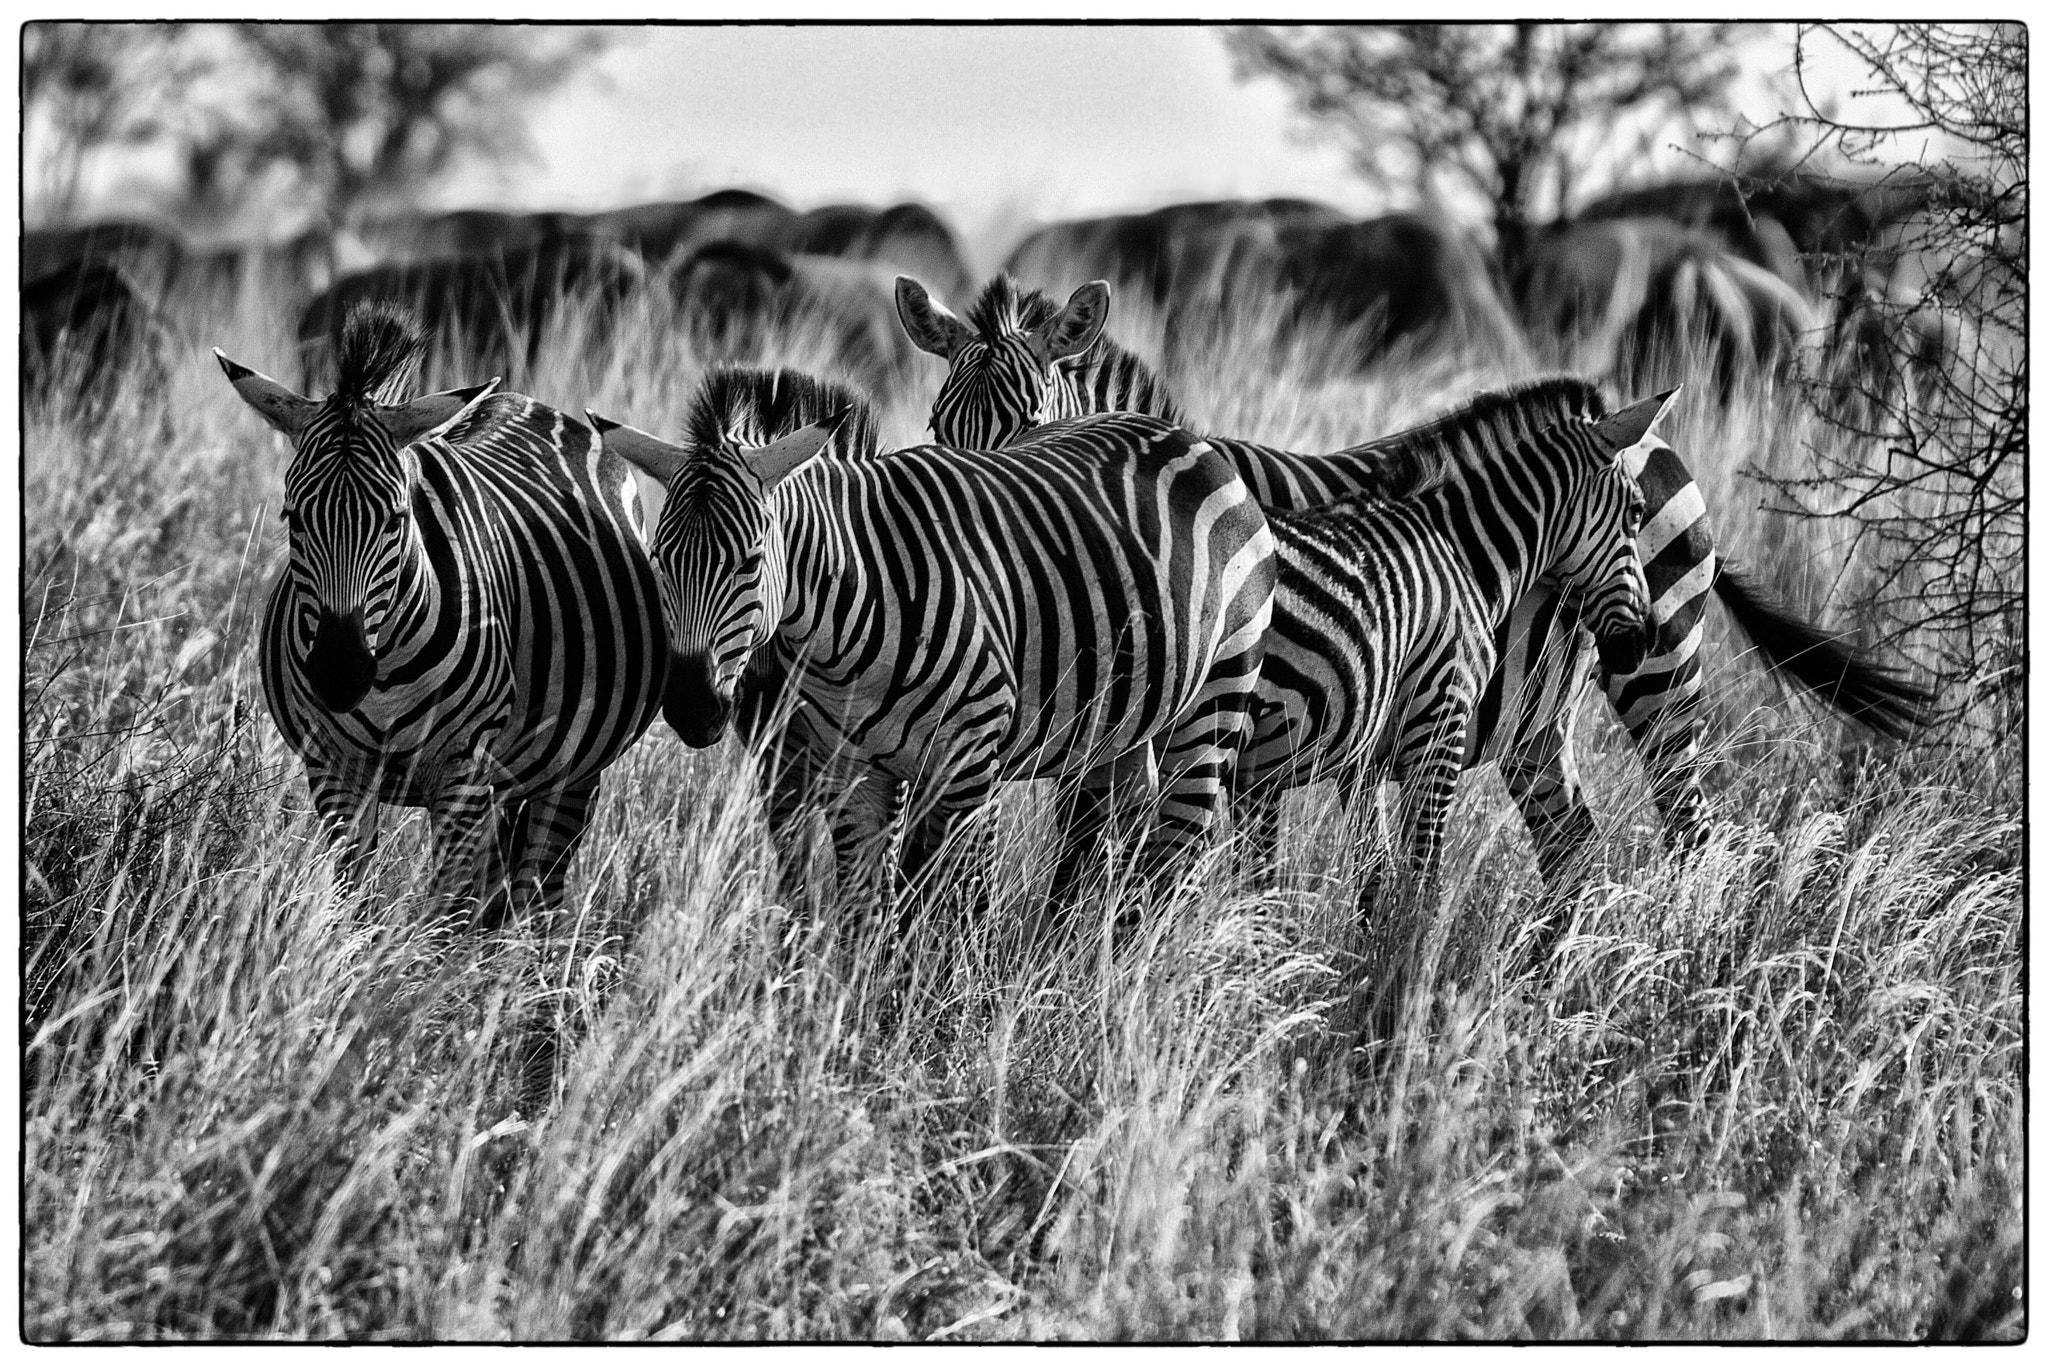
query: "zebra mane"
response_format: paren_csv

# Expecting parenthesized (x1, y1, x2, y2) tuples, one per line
(964, 273, 1057, 338)
(685, 366, 878, 462)
(963, 273, 1184, 423)
(1336, 375, 1611, 500)
(333, 299, 426, 408)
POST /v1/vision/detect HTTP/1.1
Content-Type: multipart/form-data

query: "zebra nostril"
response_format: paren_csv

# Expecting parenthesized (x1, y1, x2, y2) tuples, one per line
(1595, 615, 1651, 676)
(663, 650, 734, 747)
(305, 608, 376, 712)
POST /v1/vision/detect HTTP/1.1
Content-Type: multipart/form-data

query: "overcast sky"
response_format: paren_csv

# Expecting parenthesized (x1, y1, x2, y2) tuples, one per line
(432, 24, 1827, 269)
(63, 23, 1923, 271)
(437, 27, 1378, 263)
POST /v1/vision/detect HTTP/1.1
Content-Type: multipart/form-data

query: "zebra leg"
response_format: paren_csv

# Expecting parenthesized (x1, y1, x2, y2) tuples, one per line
(1496, 711, 1601, 972)
(1600, 656, 1711, 857)
(823, 760, 911, 914)
(1147, 662, 1265, 891)
(306, 764, 381, 897)
(1373, 698, 1471, 1045)
(505, 779, 603, 922)
(1046, 746, 1154, 908)
(1046, 774, 1110, 908)
(893, 795, 994, 942)
(758, 730, 819, 841)
(1498, 718, 1599, 893)
(1338, 769, 1392, 918)
(1389, 714, 1469, 910)
(1239, 786, 1284, 878)
(892, 727, 1012, 923)
(739, 653, 820, 847)
(425, 779, 511, 928)
(497, 779, 605, 1113)
(740, 722, 843, 918)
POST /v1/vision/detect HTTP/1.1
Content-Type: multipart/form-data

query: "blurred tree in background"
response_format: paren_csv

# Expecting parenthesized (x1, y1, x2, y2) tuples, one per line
(1757, 23, 2025, 708)
(209, 25, 609, 228)
(22, 22, 609, 235)
(1225, 23, 1753, 270)
(23, 23, 203, 221)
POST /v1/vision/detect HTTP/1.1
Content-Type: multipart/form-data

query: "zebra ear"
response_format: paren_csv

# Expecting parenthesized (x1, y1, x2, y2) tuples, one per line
(1593, 387, 1682, 456)
(1034, 280, 1109, 362)
(376, 377, 502, 448)
(895, 276, 974, 359)
(216, 348, 316, 437)
(746, 411, 845, 493)
(587, 411, 689, 488)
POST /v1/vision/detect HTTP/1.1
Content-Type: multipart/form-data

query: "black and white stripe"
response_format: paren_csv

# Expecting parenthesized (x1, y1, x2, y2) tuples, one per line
(897, 273, 1184, 450)
(903, 280, 1932, 885)
(218, 301, 667, 923)
(1239, 381, 1661, 899)
(591, 367, 1275, 905)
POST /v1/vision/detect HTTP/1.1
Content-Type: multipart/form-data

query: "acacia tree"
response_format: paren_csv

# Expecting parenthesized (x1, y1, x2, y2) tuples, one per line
(24, 23, 608, 233)
(1224, 23, 1753, 269)
(1755, 24, 2024, 706)
(221, 24, 609, 227)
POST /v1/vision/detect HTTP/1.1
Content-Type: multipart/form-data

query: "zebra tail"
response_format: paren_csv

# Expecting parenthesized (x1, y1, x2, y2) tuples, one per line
(1711, 560, 1938, 740)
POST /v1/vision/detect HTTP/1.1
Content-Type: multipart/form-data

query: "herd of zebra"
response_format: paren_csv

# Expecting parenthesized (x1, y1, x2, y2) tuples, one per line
(209, 261, 1934, 984)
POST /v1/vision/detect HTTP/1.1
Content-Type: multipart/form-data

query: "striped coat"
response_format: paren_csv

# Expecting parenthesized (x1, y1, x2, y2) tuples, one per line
(219, 302, 666, 922)
(592, 367, 1274, 904)
(1239, 383, 1662, 895)
(900, 274, 1932, 886)
(897, 274, 1183, 448)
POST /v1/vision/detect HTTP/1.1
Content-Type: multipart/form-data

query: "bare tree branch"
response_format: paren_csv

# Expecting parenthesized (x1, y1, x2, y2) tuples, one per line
(1755, 26, 2023, 704)
(1227, 23, 1754, 268)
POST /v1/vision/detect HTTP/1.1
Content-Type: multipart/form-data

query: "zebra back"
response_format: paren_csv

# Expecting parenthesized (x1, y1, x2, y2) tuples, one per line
(1217, 376, 1610, 510)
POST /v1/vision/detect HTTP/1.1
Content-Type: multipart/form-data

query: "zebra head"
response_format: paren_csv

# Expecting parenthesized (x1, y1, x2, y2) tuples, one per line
(897, 273, 1109, 448)
(589, 371, 855, 747)
(216, 302, 499, 713)
(1550, 388, 1684, 677)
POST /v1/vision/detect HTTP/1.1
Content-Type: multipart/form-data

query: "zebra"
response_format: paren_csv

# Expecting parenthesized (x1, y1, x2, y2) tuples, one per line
(1239, 381, 1665, 910)
(896, 273, 1934, 888)
(586, 366, 1276, 906)
(896, 273, 1184, 448)
(215, 300, 669, 924)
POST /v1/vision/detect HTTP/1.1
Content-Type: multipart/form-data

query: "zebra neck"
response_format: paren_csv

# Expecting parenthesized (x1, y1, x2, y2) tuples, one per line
(1041, 365, 1089, 424)
(367, 521, 455, 662)
(1425, 474, 1561, 630)
(772, 471, 869, 659)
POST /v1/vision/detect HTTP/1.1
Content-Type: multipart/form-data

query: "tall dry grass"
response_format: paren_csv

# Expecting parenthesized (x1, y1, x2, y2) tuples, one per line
(20, 269, 2021, 1341)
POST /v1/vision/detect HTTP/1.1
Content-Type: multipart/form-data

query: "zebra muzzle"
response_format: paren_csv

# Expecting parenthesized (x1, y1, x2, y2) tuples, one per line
(1594, 619, 1652, 676)
(305, 608, 378, 712)
(664, 650, 733, 747)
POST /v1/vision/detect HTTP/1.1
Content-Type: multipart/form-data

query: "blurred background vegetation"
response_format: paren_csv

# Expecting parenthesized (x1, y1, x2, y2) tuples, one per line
(24, 23, 610, 235)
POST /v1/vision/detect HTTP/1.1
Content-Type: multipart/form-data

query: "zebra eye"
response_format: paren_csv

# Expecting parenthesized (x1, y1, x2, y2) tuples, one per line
(278, 506, 297, 527)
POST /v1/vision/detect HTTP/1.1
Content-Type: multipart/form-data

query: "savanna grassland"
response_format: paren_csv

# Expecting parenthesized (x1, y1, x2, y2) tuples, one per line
(20, 269, 2023, 1341)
